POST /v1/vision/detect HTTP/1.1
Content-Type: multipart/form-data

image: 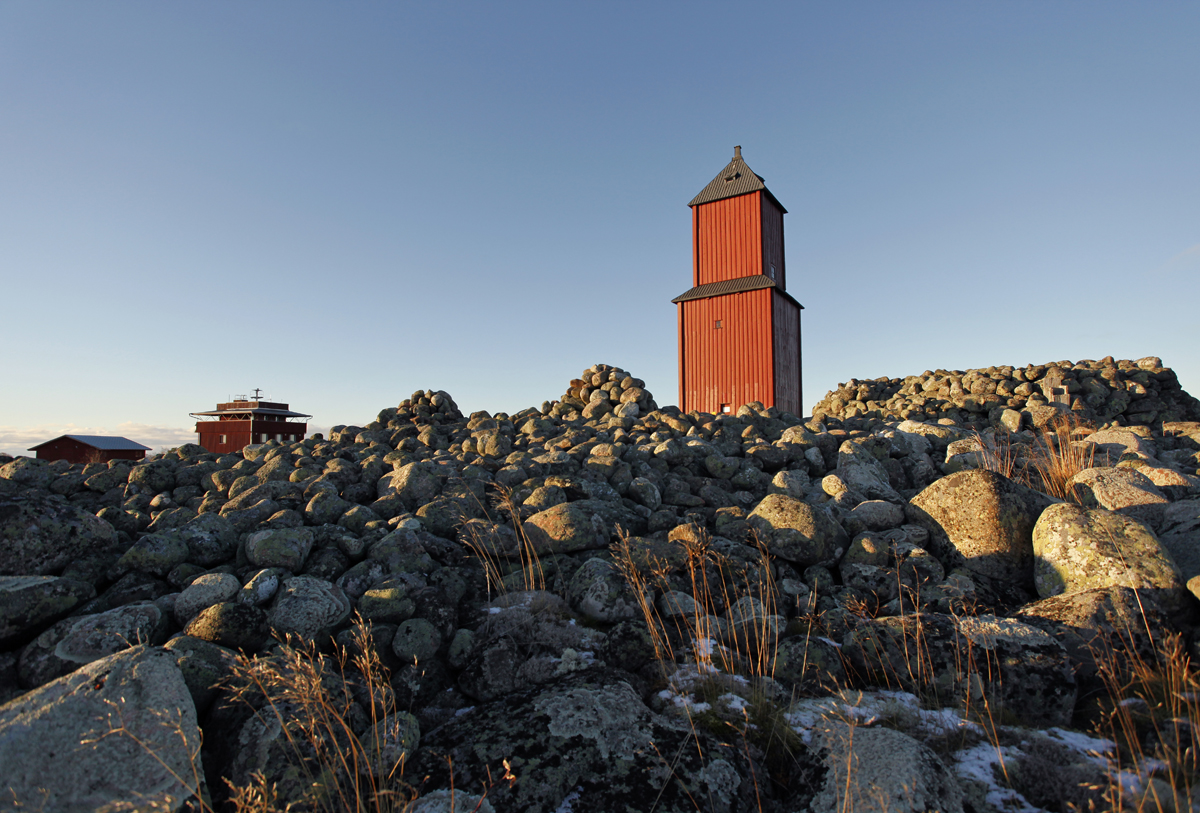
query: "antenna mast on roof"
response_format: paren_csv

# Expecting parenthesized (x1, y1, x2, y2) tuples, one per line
(253, 388, 263, 401)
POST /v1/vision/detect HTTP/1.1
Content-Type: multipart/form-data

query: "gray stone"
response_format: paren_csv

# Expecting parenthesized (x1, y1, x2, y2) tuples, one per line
(844, 500, 905, 534)
(768, 468, 811, 499)
(114, 532, 191, 578)
(0, 575, 96, 648)
(523, 500, 611, 555)
(391, 617, 442, 665)
(808, 722, 963, 813)
(0, 491, 122, 576)
(906, 469, 1053, 587)
(174, 572, 242, 625)
(746, 494, 848, 567)
(843, 612, 1076, 727)
(163, 634, 239, 714)
(184, 601, 270, 652)
(304, 490, 352, 525)
(1032, 503, 1187, 613)
(0, 645, 202, 813)
(18, 602, 169, 688)
(268, 575, 352, 640)
(836, 440, 901, 501)
(1068, 466, 1169, 530)
(245, 527, 314, 571)
(165, 512, 238, 567)
(567, 558, 642, 623)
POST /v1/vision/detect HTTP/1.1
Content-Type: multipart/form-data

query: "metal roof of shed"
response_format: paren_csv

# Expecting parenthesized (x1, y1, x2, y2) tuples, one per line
(689, 147, 787, 212)
(671, 274, 804, 308)
(28, 435, 152, 451)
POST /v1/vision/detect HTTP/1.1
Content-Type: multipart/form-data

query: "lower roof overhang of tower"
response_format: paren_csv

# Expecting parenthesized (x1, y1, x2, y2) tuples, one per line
(671, 274, 804, 309)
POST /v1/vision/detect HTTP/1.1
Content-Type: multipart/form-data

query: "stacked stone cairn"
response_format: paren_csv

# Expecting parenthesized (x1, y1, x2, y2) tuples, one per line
(2, 360, 1200, 812)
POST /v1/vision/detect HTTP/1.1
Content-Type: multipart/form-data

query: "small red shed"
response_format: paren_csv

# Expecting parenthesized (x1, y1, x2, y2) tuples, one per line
(28, 435, 151, 465)
(192, 390, 311, 455)
(672, 147, 803, 416)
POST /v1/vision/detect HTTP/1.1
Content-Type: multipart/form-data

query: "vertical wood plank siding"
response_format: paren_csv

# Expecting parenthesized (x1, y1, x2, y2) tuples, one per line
(761, 196, 786, 290)
(695, 192, 763, 284)
(682, 288, 774, 413)
(772, 292, 802, 414)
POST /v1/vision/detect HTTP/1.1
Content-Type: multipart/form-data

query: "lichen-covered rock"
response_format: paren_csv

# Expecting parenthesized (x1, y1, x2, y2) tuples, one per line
(836, 440, 901, 502)
(245, 527, 314, 571)
(304, 490, 351, 525)
(843, 612, 1076, 727)
(567, 557, 641, 623)
(174, 572, 242, 625)
(357, 575, 418, 624)
(0, 456, 57, 489)
(771, 634, 846, 694)
(391, 617, 442, 664)
(906, 469, 1053, 588)
(1032, 503, 1186, 613)
(523, 500, 611, 555)
(166, 512, 238, 567)
(1015, 586, 1166, 692)
(0, 645, 202, 813)
(808, 722, 964, 813)
(458, 591, 608, 702)
(267, 575, 351, 640)
(18, 602, 169, 689)
(0, 575, 96, 648)
(0, 491, 122, 575)
(114, 532, 191, 577)
(184, 601, 271, 652)
(1067, 467, 1169, 530)
(745, 493, 847, 567)
(409, 669, 781, 813)
(384, 461, 443, 510)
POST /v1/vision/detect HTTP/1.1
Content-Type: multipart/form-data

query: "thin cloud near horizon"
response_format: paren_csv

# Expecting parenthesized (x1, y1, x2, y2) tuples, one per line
(0, 422, 339, 459)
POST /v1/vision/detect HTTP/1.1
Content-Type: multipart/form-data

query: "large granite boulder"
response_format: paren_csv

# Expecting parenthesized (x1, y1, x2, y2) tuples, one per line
(0, 645, 202, 812)
(907, 469, 1054, 589)
(0, 491, 122, 575)
(522, 500, 611, 555)
(1032, 504, 1187, 613)
(746, 494, 848, 567)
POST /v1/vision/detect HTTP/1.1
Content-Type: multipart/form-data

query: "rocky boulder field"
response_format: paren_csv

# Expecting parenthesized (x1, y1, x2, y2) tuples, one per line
(4, 359, 1200, 813)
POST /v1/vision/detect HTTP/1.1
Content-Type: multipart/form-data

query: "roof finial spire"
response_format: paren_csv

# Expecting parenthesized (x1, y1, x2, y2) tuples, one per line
(734, 145, 742, 159)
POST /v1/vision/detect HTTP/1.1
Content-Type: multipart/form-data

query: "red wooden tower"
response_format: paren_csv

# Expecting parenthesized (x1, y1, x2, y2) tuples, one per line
(673, 147, 803, 415)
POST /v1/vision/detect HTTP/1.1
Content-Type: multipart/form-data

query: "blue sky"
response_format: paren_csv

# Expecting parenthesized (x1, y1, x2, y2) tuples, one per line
(2, 2, 1198, 455)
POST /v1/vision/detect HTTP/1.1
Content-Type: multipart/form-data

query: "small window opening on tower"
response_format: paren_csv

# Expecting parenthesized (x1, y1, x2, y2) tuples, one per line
(714, 319, 723, 329)
(769, 264, 776, 280)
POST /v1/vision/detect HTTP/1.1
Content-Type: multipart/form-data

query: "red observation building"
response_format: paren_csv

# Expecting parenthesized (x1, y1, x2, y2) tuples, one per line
(191, 390, 311, 455)
(672, 147, 803, 416)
